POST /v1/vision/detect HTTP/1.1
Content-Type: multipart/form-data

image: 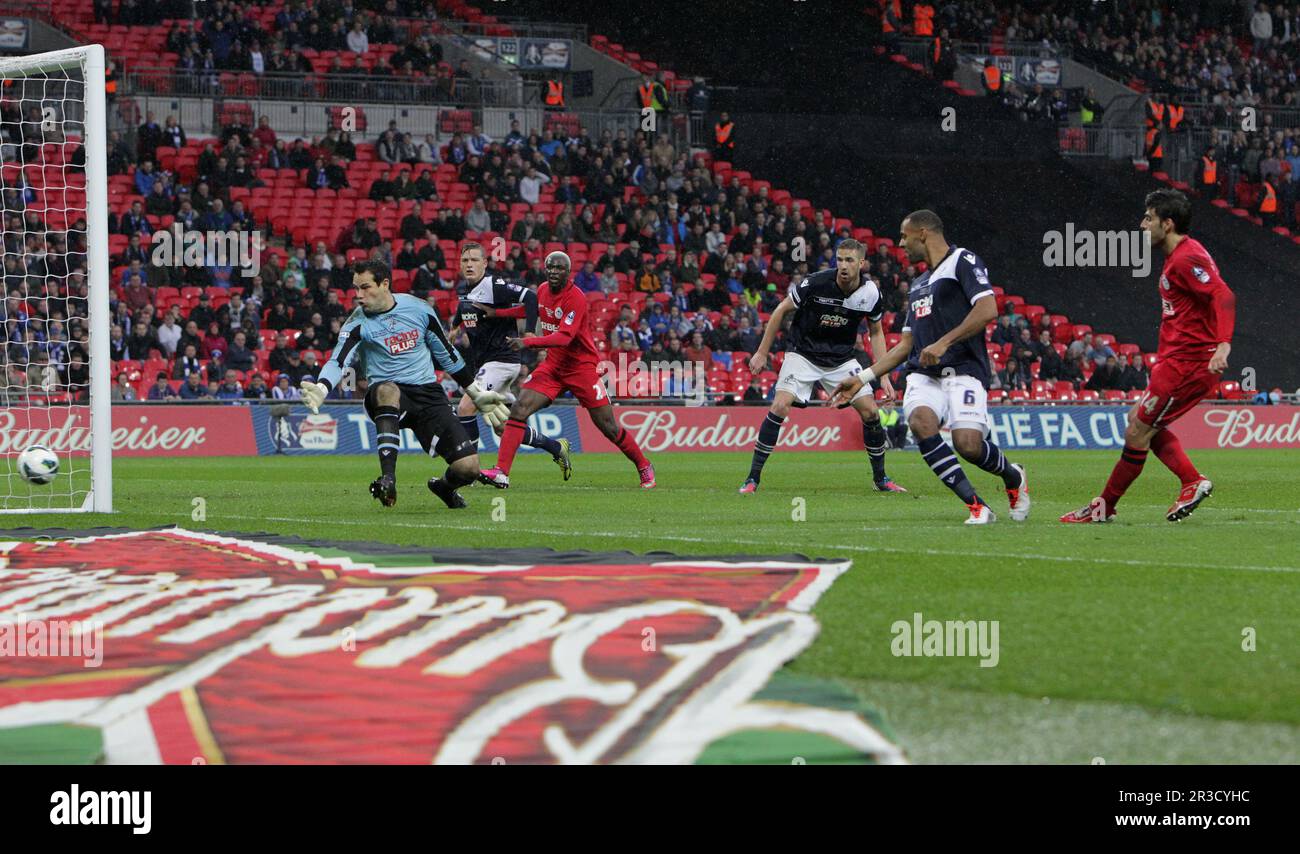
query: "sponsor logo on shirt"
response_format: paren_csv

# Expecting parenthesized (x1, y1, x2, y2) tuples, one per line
(1160, 275, 1171, 290)
(1192, 265, 1210, 283)
(912, 294, 934, 318)
(564, 310, 576, 325)
(974, 266, 990, 285)
(384, 329, 420, 354)
(818, 313, 851, 328)
(1161, 296, 1174, 316)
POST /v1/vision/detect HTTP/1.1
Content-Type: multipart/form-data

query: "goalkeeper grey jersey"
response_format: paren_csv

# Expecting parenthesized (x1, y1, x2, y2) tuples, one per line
(318, 293, 472, 390)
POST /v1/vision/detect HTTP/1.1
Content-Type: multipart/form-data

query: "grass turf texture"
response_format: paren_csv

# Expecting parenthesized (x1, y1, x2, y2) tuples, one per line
(3, 448, 1296, 763)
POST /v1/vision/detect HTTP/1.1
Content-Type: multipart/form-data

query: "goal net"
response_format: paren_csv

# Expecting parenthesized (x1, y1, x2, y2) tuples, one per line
(0, 45, 111, 513)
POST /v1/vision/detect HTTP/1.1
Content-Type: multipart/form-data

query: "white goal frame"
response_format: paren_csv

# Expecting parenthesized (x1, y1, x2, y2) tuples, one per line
(0, 44, 111, 513)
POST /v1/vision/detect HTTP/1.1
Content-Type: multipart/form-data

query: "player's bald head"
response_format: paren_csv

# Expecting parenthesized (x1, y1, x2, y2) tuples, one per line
(903, 209, 944, 234)
(544, 251, 572, 272)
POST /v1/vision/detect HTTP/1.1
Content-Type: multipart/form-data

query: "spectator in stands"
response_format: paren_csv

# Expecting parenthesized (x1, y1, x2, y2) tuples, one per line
(1036, 332, 1062, 380)
(412, 258, 442, 298)
(1012, 327, 1039, 367)
(574, 261, 600, 293)
(1087, 334, 1115, 367)
(268, 334, 295, 373)
(346, 19, 369, 54)
(126, 320, 158, 361)
(108, 323, 127, 361)
(200, 322, 227, 360)
(519, 166, 551, 206)
(216, 369, 243, 401)
(178, 371, 207, 400)
(147, 372, 176, 401)
(281, 349, 311, 385)
(599, 264, 619, 295)
(684, 331, 713, 368)
(1087, 355, 1122, 392)
(273, 375, 299, 400)
(1116, 354, 1148, 392)
(111, 371, 138, 402)
(999, 357, 1031, 392)
(465, 198, 491, 233)
(635, 261, 662, 294)
(244, 373, 270, 400)
(120, 201, 151, 236)
(225, 331, 255, 372)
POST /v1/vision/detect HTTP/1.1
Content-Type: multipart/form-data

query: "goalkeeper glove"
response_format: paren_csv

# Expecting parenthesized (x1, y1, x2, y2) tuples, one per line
(463, 381, 510, 429)
(300, 380, 328, 414)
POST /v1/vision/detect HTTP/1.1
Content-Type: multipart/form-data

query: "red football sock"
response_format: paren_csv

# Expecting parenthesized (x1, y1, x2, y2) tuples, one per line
(1100, 444, 1149, 510)
(495, 419, 526, 475)
(1150, 429, 1201, 485)
(613, 426, 649, 469)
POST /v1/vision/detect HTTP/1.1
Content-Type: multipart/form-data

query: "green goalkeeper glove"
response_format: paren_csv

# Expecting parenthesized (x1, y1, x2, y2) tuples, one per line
(464, 381, 509, 429)
(300, 380, 327, 414)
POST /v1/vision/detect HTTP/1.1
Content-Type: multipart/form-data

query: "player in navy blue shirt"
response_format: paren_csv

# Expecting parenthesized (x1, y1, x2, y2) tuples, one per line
(832, 210, 1029, 524)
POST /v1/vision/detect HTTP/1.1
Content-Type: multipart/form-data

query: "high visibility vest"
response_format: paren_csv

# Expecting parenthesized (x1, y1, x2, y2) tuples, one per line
(1201, 156, 1217, 185)
(983, 65, 1001, 91)
(1146, 100, 1164, 128)
(638, 83, 654, 108)
(105, 70, 117, 95)
(545, 79, 564, 106)
(1167, 104, 1184, 131)
(1145, 128, 1162, 159)
(1260, 181, 1277, 213)
(914, 3, 934, 36)
(881, 0, 901, 33)
(1080, 102, 1094, 123)
(715, 122, 734, 147)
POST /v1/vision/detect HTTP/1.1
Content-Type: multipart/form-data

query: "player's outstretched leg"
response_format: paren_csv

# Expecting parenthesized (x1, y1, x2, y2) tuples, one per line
(1150, 429, 1213, 522)
(588, 402, 654, 488)
(740, 393, 793, 493)
(1061, 406, 1156, 523)
(369, 382, 402, 507)
(852, 396, 906, 493)
(520, 425, 571, 480)
(951, 429, 1028, 520)
(479, 388, 551, 488)
(910, 409, 994, 524)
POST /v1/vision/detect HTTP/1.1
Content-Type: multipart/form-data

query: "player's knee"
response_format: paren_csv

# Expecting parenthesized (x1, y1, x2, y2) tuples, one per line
(449, 456, 478, 481)
(1124, 419, 1154, 448)
(952, 432, 983, 459)
(770, 399, 791, 419)
(374, 381, 400, 405)
(908, 414, 936, 438)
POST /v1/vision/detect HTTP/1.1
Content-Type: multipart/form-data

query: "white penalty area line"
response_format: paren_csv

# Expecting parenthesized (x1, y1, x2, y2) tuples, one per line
(207, 514, 1300, 575)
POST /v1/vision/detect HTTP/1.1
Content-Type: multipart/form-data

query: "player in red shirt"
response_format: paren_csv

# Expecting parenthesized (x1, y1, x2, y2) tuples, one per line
(1062, 189, 1235, 523)
(478, 251, 656, 488)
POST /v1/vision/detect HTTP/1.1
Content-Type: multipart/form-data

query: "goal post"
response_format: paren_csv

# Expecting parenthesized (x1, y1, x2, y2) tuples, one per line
(0, 44, 112, 513)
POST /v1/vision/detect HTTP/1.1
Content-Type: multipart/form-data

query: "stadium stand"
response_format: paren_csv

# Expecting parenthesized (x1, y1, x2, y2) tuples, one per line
(12, 0, 1266, 406)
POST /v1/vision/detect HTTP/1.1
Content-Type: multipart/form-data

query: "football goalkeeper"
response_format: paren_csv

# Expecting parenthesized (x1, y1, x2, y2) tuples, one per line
(300, 260, 510, 509)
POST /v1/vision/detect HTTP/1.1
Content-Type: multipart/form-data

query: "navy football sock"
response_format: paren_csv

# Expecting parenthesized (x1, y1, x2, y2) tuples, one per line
(862, 418, 888, 482)
(458, 414, 480, 443)
(918, 434, 981, 505)
(522, 425, 562, 456)
(747, 412, 784, 482)
(374, 406, 401, 479)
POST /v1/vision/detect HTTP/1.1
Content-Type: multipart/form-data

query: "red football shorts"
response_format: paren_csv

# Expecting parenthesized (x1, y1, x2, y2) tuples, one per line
(522, 359, 608, 409)
(1135, 358, 1219, 429)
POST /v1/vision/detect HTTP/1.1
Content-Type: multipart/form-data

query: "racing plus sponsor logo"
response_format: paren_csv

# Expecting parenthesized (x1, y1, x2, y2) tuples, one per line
(0, 411, 209, 454)
(50, 785, 151, 835)
(817, 313, 851, 328)
(384, 329, 420, 355)
(619, 409, 844, 453)
(911, 294, 933, 318)
(1202, 407, 1300, 448)
(0, 530, 902, 764)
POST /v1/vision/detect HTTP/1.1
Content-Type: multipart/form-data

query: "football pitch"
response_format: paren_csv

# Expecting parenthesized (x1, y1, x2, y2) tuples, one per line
(3, 448, 1297, 764)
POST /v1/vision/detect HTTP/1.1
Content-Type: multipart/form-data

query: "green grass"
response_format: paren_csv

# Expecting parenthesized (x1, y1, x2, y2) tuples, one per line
(3, 448, 1297, 763)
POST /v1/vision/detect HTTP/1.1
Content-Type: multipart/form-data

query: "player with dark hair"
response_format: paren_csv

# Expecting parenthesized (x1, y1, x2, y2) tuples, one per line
(478, 251, 656, 489)
(452, 242, 573, 478)
(1061, 189, 1235, 523)
(739, 238, 906, 493)
(299, 260, 510, 509)
(832, 210, 1029, 524)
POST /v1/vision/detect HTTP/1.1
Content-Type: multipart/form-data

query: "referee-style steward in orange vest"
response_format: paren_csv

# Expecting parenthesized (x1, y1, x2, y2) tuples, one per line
(545, 79, 564, 107)
(715, 120, 734, 152)
(983, 64, 1001, 92)
(1201, 155, 1217, 187)
(1260, 180, 1277, 214)
(913, 2, 934, 36)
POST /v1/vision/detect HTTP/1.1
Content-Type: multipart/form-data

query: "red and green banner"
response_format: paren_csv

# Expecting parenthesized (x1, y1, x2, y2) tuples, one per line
(0, 530, 901, 764)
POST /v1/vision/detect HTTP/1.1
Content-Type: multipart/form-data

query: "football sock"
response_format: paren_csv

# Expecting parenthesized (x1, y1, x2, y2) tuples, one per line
(1100, 444, 1148, 510)
(918, 434, 982, 505)
(1150, 429, 1200, 485)
(374, 406, 401, 479)
(862, 417, 888, 482)
(522, 425, 562, 456)
(748, 412, 784, 482)
(969, 438, 1022, 489)
(496, 419, 526, 475)
(458, 414, 480, 443)
(613, 427, 650, 469)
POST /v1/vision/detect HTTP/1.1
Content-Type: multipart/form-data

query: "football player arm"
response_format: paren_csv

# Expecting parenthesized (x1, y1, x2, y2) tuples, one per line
(422, 305, 477, 388)
(834, 331, 911, 406)
(918, 294, 998, 366)
(303, 320, 361, 411)
(518, 326, 575, 348)
(749, 296, 794, 371)
(865, 318, 896, 399)
(1204, 282, 1236, 373)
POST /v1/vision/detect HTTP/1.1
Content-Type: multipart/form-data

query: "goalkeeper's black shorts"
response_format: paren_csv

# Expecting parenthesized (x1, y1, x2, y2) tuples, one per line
(363, 380, 476, 464)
